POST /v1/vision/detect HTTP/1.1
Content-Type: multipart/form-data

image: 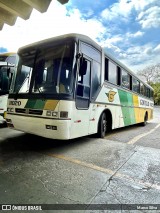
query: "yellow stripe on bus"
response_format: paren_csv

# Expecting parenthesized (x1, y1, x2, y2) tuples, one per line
(133, 95, 141, 123)
(44, 100, 59, 110)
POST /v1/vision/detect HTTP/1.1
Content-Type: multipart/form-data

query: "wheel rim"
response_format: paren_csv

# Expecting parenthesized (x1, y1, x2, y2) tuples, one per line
(102, 114, 107, 136)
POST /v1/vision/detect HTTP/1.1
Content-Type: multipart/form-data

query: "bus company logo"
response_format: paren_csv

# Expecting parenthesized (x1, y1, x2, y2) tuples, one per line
(140, 99, 149, 106)
(106, 90, 117, 102)
(9, 100, 21, 106)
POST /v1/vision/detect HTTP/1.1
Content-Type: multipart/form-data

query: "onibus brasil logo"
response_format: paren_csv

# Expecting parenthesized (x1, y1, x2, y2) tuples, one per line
(106, 90, 117, 102)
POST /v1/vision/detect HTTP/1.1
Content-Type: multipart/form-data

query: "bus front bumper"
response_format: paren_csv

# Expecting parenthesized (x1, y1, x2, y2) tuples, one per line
(6, 114, 71, 140)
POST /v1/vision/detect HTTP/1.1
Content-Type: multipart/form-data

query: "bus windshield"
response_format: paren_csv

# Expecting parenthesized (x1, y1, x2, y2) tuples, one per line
(13, 42, 75, 95)
(0, 66, 9, 93)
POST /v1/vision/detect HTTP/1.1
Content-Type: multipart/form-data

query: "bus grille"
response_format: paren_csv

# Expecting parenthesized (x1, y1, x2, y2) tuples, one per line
(15, 108, 26, 113)
(29, 109, 43, 115)
(15, 108, 43, 115)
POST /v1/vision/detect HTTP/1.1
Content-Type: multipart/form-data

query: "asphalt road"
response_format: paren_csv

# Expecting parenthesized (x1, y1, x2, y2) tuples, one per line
(0, 107, 160, 213)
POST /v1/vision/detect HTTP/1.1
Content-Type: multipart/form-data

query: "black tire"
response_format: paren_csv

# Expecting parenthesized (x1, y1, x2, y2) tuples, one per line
(98, 112, 107, 138)
(142, 113, 148, 126)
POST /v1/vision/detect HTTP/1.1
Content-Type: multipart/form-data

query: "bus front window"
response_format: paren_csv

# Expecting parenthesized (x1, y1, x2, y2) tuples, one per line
(14, 52, 34, 93)
(14, 43, 74, 95)
(33, 44, 73, 94)
(14, 64, 32, 93)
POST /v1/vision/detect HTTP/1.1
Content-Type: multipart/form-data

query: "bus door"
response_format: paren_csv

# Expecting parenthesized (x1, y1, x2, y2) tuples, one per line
(72, 42, 101, 138)
(73, 54, 92, 138)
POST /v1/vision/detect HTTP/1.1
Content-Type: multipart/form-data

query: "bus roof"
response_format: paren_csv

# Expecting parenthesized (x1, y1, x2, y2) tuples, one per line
(0, 52, 16, 56)
(18, 33, 102, 53)
(17, 33, 153, 91)
(0, 61, 14, 66)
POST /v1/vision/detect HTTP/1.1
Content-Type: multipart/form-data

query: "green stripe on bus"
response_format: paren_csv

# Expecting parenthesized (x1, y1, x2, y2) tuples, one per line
(25, 99, 36, 108)
(34, 100, 46, 109)
(25, 99, 46, 109)
(127, 93, 136, 125)
(118, 90, 136, 126)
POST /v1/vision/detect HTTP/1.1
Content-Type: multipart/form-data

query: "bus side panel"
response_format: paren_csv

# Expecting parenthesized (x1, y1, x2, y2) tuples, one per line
(147, 108, 153, 120)
(118, 90, 136, 126)
(138, 96, 154, 122)
(0, 94, 8, 123)
(95, 85, 125, 129)
(70, 104, 91, 139)
(133, 95, 141, 123)
(95, 85, 154, 131)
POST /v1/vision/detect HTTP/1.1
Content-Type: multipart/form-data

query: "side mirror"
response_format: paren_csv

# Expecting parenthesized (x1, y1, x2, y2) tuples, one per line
(79, 58, 87, 76)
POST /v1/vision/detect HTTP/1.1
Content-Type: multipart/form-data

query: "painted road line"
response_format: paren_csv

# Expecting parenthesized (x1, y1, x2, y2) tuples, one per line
(127, 123, 160, 145)
(47, 153, 115, 176)
(45, 153, 160, 191)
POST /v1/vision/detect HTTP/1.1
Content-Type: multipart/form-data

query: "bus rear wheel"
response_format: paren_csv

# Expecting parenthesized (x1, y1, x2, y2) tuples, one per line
(142, 112, 148, 126)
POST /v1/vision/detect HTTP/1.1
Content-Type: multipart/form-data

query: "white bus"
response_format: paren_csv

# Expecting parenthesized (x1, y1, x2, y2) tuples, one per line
(0, 52, 17, 64)
(6, 34, 154, 139)
(0, 62, 15, 123)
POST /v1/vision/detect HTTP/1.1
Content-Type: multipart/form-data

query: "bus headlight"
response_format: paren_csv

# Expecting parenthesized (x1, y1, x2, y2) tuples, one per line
(46, 111, 58, 117)
(52, 112, 58, 117)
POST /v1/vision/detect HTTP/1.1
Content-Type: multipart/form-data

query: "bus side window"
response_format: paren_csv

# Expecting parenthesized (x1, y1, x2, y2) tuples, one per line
(147, 87, 150, 98)
(77, 58, 90, 98)
(140, 83, 145, 96)
(105, 58, 108, 81)
(108, 61, 117, 85)
(144, 86, 150, 98)
(122, 69, 130, 89)
(132, 77, 140, 93)
(91, 60, 100, 98)
(117, 66, 121, 86)
(150, 90, 154, 99)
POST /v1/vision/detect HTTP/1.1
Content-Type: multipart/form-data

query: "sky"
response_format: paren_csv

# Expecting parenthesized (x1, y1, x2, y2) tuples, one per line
(0, 0, 160, 72)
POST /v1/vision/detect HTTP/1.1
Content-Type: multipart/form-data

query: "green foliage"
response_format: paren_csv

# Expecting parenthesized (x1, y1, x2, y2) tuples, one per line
(138, 64, 160, 105)
(150, 83, 160, 105)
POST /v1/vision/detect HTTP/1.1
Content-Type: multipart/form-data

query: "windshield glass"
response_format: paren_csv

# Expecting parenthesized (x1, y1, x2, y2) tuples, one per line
(13, 42, 74, 95)
(14, 57, 33, 93)
(0, 56, 7, 61)
(0, 66, 9, 93)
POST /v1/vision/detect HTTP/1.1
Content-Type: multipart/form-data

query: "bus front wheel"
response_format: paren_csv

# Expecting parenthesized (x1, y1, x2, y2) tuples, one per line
(98, 112, 107, 138)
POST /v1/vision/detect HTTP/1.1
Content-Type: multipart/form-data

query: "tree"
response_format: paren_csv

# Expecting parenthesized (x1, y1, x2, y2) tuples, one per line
(137, 63, 160, 84)
(138, 64, 160, 105)
(151, 83, 160, 105)
(154, 64, 160, 82)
